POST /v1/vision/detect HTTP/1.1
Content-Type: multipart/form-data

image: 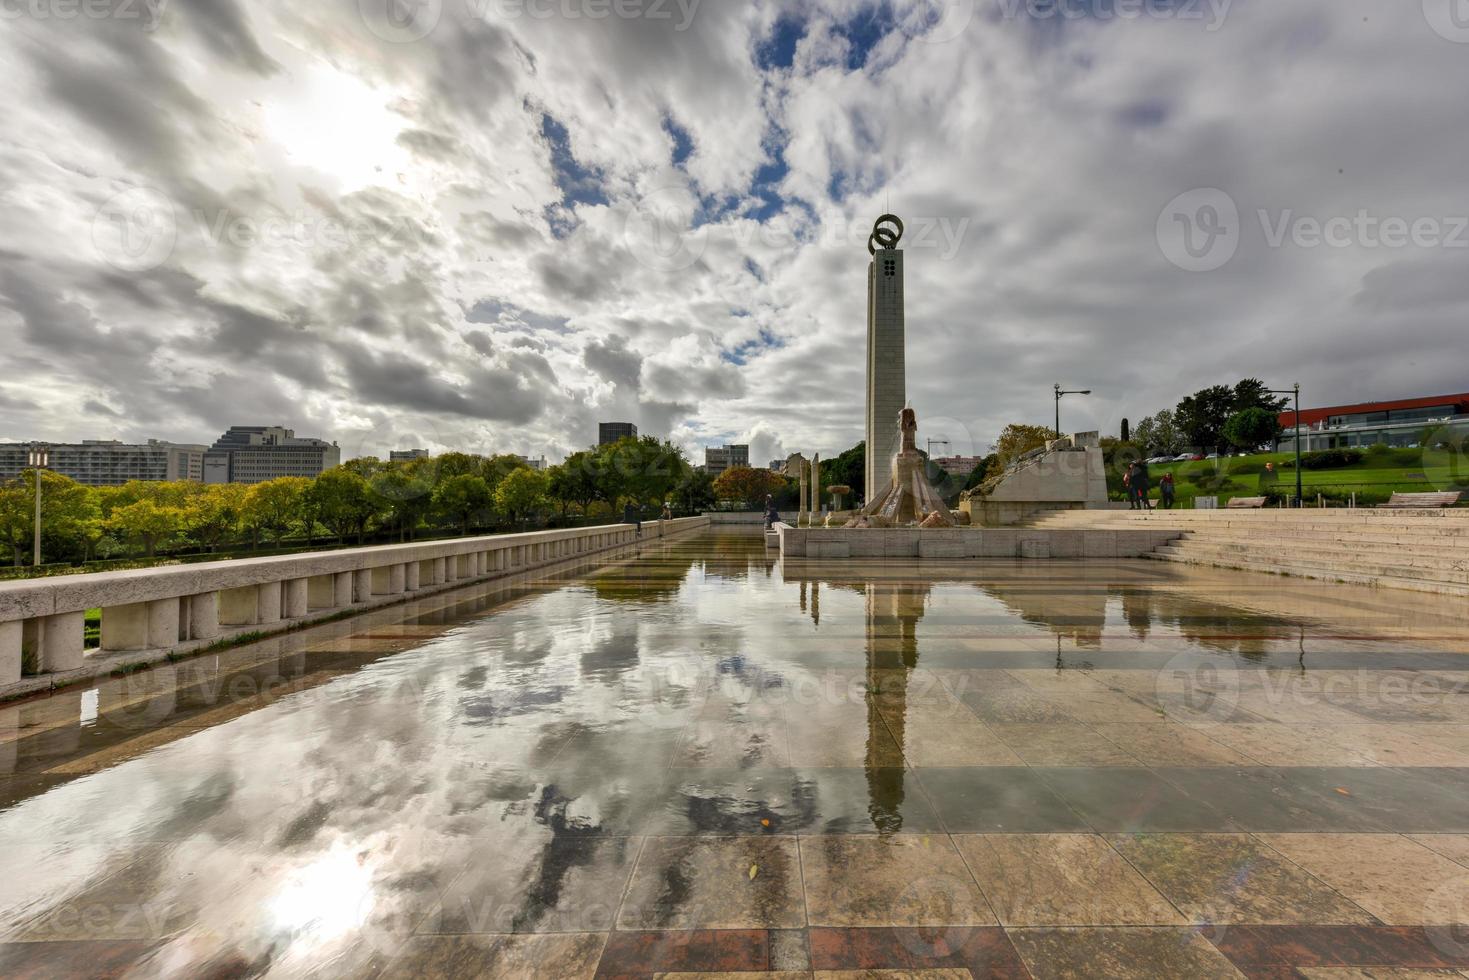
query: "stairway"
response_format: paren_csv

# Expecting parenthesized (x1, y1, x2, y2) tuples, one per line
(1023, 507, 1469, 596)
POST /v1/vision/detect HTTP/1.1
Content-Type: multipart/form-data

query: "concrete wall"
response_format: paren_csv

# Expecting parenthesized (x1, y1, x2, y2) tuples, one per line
(776, 524, 1180, 560)
(1, 517, 709, 697)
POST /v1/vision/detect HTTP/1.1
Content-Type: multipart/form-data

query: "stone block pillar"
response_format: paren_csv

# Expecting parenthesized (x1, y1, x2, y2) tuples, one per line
(405, 562, 421, 592)
(334, 572, 354, 608)
(188, 593, 220, 640)
(353, 569, 373, 603)
(24, 612, 84, 673)
(283, 579, 309, 619)
(389, 564, 406, 594)
(219, 586, 259, 626)
(432, 557, 447, 586)
(1, 621, 21, 684)
(258, 583, 283, 625)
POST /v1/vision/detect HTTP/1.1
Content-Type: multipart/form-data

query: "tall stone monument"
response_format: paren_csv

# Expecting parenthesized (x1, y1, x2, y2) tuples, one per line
(865, 215, 906, 505)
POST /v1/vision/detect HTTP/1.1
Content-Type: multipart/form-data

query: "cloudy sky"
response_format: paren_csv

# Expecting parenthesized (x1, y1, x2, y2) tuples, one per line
(1, 0, 1466, 465)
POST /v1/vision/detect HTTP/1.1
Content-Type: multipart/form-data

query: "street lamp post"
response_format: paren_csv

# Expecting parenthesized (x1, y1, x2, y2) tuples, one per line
(1054, 384, 1093, 438)
(28, 444, 48, 566)
(1267, 385, 1304, 507)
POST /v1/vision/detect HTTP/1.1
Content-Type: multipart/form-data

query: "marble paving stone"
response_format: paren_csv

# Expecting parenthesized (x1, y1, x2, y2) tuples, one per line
(673, 721, 792, 769)
(595, 929, 772, 974)
(876, 709, 1025, 768)
(1157, 768, 1395, 833)
(915, 768, 1089, 834)
(1323, 727, 1469, 768)
(1200, 725, 1379, 767)
(954, 833, 1183, 926)
(1297, 969, 1469, 978)
(959, 689, 1078, 724)
(617, 837, 805, 930)
(806, 925, 1026, 976)
(381, 933, 605, 980)
(1278, 769, 1469, 834)
(426, 837, 639, 934)
(1089, 723, 1258, 767)
(1035, 768, 1228, 832)
(786, 705, 906, 768)
(811, 971, 972, 978)
(1036, 690, 1165, 724)
(987, 723, 1143, 767)
(656, 973, 809, 979)
(1109, 833, 1376, 925)
(1008, 926, 1245, 979)
(1406, 836, 1469, 868)
(1259, 835, 1469, 925)
(799, 835, 997, 928)
(0, 940, 159, 979)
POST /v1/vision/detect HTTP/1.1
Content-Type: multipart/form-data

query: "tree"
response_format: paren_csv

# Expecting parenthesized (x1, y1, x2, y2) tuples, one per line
(823, 442, 866, 506)
(1132, 410, 1182, 456)
(712, 467, 786, 509)
(495, 468, 548, 526)
(0, 471, 96, 565)
(547, 453, 600, 515)
(108, 499, 184, 557)
(433, 474, 492, 535)
(675, 466, 716, 514)
(990, 424, 1054, 465)
(1233, 378, 1290, 415)
(369, 462, 435, 541)
(242, 477, 311, 547)
(308, 468, 377, 544)
(1175, 385, 1236, 453)
(1223, 407, 1282, 451)
(184, 484, 246, 553)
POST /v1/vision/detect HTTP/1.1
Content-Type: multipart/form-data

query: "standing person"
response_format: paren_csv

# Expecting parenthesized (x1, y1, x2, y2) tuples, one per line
(1135, 461, 1154, 511)
(763, 494, 780, 530)
(623, 502, 643, 535)
(660, 501, 673, 522)
(1160, 472, 1176, 510)
(1123, 468, 1136, 510)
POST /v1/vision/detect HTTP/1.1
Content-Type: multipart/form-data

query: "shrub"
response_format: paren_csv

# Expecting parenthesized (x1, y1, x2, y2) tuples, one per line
(1284, 449, 1363, 471)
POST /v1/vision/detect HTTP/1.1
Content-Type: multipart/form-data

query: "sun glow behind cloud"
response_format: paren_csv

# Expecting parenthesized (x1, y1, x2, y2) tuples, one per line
(260, 64, 412, 193)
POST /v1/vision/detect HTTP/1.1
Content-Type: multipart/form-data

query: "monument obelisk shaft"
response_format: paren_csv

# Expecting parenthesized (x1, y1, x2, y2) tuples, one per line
(865, 226, 906, 505)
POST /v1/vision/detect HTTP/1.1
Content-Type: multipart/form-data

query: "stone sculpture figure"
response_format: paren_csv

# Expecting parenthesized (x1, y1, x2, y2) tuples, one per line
(849, 407, 955, 528)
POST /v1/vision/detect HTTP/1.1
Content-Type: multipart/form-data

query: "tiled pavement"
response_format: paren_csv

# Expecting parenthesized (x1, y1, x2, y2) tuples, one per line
(1, 532, 1469, 977)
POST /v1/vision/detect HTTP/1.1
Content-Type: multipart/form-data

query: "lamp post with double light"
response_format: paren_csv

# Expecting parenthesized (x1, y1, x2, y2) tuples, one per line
(1054, 384, 1092, 439)
(28, 444, 49, 566)
(1266, 385, 1303, 507)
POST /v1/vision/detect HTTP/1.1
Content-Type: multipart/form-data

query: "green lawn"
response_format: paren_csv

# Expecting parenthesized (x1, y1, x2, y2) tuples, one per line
(1136, 448, 1469, 506)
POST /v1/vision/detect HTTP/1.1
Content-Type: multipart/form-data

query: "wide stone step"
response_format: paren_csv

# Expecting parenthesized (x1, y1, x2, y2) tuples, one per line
(1028, 516, 1469, 538)
(1149, 549, 1469, 597)
(1163, 538, 1469, 573)
(1156, 541, 1469, 584)
(1170, 532, 1469, 556)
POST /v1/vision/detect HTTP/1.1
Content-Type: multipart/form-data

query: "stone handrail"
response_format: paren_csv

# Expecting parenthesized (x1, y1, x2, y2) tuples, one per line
(1, 516, 710, 692)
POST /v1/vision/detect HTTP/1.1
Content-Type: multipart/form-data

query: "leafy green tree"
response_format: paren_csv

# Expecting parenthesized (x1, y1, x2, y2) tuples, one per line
(434, 474, 493, 535)
(1223, 407, 1282, 450)
(547, 452, 602, 515)
(1175, 385, 1236, 453)
(108, 499, 184, 557)
(495, 468, 548, 526)
(185, 484, 246, 553)
(368, 462, 435, 541)
(675, 466, 716, 514)
(0, 471, 97, 565)
(1132, 411, 1182, 457)
(712, 467, 786, 509)
(308, 468, 377, 544)
(822, 442, 866, 506)
(1233, 379, 1290, 414)
(990, 424, 1055, 465)
(242, 477, 311, 547)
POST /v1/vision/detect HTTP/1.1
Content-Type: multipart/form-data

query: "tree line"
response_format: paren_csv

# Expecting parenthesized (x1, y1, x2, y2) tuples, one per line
(0, 436, 715, 568)
(1129, 379, 1291, 457)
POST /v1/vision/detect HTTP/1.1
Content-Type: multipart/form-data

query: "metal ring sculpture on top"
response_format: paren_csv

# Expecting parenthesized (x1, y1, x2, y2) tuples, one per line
(868, 213, 905, 255)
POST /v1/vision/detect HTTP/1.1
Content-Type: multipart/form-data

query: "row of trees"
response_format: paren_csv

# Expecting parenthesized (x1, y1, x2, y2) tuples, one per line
(1131, 379, 1290, 457)
(0, 437, 716, 568)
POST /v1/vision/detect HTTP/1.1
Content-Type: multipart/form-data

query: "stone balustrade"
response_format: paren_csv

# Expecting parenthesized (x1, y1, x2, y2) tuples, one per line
(1, 516, 709, 694)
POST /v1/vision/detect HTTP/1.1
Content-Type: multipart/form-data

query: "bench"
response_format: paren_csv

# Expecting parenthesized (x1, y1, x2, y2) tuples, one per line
(1382, 491, 1463, 509)
(1225, 497, 1268, 509)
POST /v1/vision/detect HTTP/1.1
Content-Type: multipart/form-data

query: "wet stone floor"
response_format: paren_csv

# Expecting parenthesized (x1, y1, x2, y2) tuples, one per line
(3, 530, 1469, 978)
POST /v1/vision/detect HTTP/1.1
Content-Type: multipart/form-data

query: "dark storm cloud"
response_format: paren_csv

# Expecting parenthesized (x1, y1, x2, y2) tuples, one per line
(582, 336, 643, 390)
(176, 0, 280, 76)
(339, 346, 544, 425)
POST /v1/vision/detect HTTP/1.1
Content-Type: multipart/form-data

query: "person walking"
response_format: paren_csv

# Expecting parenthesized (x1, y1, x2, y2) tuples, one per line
(623, 502, 643, 535)
(1123, 468, 1137, 510)
(1160, 472, 1176, 510)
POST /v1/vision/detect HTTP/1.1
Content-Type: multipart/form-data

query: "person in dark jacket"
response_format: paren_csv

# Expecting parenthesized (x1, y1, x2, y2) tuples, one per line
(763, 495, 780, 529)
(1160, 472, 1176, 509)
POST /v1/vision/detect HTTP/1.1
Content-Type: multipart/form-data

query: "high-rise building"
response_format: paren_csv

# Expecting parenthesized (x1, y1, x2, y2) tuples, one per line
(932, 456, 986, 478)
(0, 440, 206, 486)
(204, 426, 341, 484)
(769, 459, 786, 474)
(390, 449, 431, 463)
(866, 216, 906, 504)
(518, 455, 548, 471)
(599, 422, 638, 447)
(704, 444, 750, 478)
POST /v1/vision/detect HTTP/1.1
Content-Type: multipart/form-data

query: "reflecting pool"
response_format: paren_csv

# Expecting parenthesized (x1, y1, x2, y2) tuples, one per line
(2, 530, 1468, 978)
